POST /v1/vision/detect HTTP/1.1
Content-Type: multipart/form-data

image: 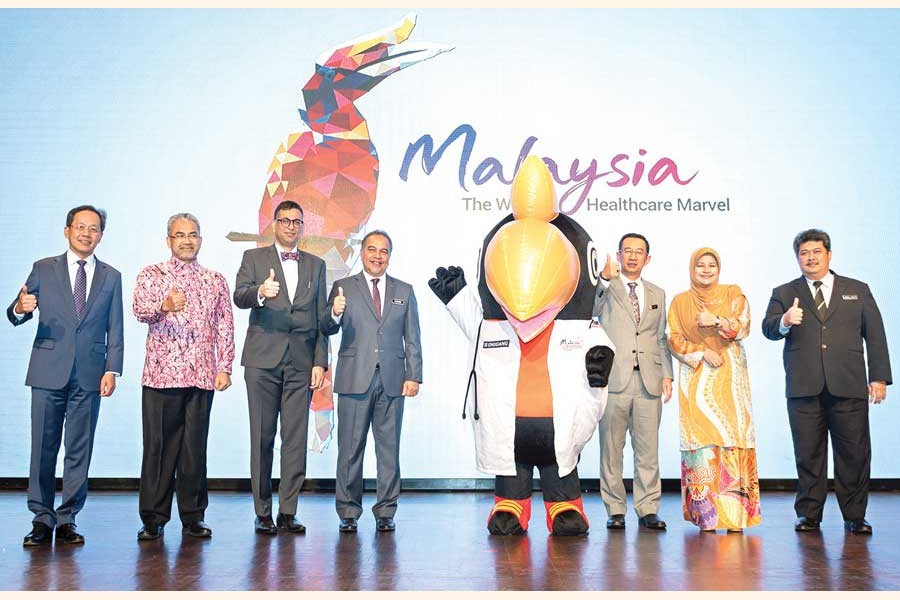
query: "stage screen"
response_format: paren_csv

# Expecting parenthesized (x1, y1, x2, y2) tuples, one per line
(1, 8, 898, 480)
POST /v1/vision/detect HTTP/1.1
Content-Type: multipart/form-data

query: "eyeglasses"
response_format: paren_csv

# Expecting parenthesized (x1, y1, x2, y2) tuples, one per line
(276, 218, 303, 229)
(620, 248, 646, 257)
(169, 232, 200, 240)
(70, 224, 101, 235)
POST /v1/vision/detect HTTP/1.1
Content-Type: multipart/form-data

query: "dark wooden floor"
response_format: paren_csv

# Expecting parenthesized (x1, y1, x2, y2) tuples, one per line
(2, 490, 899, 591)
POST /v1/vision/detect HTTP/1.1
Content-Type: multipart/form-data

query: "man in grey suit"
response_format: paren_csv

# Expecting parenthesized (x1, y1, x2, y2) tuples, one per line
(234, 200, 328, 535)
(322, 230, 422, 533)
(7, 205, 124, 547)
(763, 228, 891, 535)
(593, 233, 673, 531)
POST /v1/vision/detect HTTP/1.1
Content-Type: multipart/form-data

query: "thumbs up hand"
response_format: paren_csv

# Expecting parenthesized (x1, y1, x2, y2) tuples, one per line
(332, 286, 346, 317)
(162, 287, 186, 313)
(16, 284, 37, 314)
(259, 268, 280, 299)
(782, 297, 804, 327)
(601, 253, 620, 280)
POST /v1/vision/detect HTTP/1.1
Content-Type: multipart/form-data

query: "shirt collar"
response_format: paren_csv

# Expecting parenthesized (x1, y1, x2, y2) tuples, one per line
(622, 274, 642, 286)
(66, 250, 95, 267)
(168, 255, 199, 271)
(275, 242, 298, 255)
(805, 271, 834, 289)
(362, 271, 386, 286)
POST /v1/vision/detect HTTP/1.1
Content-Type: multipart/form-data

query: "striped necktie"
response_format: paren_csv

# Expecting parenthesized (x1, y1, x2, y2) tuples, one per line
(813, 280, 826, 317)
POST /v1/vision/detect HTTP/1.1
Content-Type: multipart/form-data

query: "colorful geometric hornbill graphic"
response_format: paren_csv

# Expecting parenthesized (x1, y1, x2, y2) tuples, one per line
(228, 13, 452, 451)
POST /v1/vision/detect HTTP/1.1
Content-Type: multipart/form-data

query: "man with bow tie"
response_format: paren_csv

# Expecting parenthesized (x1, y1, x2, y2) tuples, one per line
(234, 200, 328, 534)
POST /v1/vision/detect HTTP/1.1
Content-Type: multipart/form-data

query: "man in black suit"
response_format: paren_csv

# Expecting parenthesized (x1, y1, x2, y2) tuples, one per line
(762, 228, 891, 535)
(7, 205, 124, 547)
(234, 200, 328, 534)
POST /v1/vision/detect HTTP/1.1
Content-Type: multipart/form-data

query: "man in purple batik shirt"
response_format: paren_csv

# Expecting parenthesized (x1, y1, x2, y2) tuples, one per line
(132, 212, 234, 541)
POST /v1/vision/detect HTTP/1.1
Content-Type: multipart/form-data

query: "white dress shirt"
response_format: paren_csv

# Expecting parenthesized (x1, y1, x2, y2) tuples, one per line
(67, 250, 97, 296)
(258, 243, 299, 305)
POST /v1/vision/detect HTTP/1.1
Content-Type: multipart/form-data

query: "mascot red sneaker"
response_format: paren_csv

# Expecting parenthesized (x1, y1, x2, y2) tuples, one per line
(429, 155, 615, 535)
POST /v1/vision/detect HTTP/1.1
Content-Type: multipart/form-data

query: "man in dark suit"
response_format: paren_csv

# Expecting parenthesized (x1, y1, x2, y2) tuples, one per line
(322, 230, 422, 533)
(593, 233, 673, 531)
(763, 228, 891, 535)
(7, 205, 124, 547)
(234, 200, 328, 534)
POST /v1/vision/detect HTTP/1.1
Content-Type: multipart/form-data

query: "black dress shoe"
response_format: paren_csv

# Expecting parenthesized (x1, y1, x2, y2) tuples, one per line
(255, 515, 277, 535)
(376, 517, 396, 532)
(276, 513, 306, 534)
(794, 517, 821, 532)
(845, 518, 873, 535)
(23, 522, 53, 547)
(55, 523, 85, 545)
(606, 514, 626, 530)
(638, 513, 667, 530)
(137, 524, 164, 541)
(339, 517, 358, 533)
(183, 520, 212, 538)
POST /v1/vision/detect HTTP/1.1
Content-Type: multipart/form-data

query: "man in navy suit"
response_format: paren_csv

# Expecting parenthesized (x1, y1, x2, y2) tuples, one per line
(763, 228, 891, 535)
(7, 205, 124, 546)
(322, 230, 422, 533)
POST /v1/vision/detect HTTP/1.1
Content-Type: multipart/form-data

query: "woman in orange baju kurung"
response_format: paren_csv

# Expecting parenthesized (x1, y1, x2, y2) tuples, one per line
(668, 248, 761, 532)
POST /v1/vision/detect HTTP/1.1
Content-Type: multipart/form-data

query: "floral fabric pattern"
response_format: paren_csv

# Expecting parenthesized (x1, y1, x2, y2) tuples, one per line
(682, 445, 761, 530)
(133, 257, 234, 390)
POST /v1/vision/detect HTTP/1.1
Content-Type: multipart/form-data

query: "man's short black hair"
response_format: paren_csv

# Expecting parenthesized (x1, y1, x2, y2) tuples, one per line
(618, 232, 649, 255)
(273, 200, 304, 219)
(66, 205, 108, 232)
(362, 230, 393, 253)
(793, 229, 831, 255)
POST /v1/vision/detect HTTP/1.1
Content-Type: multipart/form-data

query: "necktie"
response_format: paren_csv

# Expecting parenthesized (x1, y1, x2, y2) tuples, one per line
(372, 278, 382, 320)
(628, 282, 641, 326)
(813, 280, 826, 317)
(280, 251, 299, 261)
(74, 259, 87, 318)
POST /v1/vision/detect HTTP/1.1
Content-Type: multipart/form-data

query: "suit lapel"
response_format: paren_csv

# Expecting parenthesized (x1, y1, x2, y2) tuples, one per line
(639, 283, 658, 330)
(606, 277, 634, 323)
(268, 245, 290, 307)
(381, 276, 395, 322)
(823, 273, 840, 323)
(354, 273, 379, 320)
(792, 277, 822, 323)
(82, 259, 109, 320)
(53, 253, 78, 322)
(291, 251, 306, 307)
(611, 277, 639, 326)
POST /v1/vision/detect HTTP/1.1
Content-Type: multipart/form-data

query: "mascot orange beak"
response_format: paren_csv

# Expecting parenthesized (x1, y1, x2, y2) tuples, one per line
(484, 156, 580, 342)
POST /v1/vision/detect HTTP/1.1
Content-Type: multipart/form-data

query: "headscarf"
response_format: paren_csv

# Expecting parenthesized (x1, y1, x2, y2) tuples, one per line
(671, 247, 740, 353)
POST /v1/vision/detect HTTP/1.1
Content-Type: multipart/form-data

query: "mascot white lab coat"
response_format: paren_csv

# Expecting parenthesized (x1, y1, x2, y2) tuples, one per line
(447, 285, 614, 477)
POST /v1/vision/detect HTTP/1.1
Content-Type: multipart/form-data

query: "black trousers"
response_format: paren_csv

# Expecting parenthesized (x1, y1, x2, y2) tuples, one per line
(787, 387, 871, 521)
(139, 386, 214, 526)
(495, 417, 581, 501)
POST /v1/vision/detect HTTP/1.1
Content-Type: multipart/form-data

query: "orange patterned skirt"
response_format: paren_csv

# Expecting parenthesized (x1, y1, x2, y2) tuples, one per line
(681, 445, 761, 530)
